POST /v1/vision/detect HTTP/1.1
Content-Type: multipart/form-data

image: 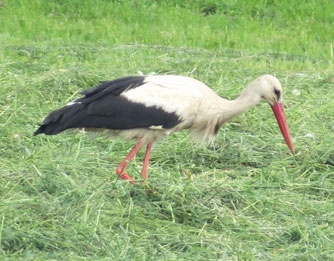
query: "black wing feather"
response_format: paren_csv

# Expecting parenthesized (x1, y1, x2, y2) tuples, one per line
(79, 76, 146, 100)
(34, 76, 181, 136)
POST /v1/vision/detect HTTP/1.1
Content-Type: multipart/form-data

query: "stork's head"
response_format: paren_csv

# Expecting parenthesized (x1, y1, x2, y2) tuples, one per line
(253, 74, 283, 105)
(252, 75, 295, 155)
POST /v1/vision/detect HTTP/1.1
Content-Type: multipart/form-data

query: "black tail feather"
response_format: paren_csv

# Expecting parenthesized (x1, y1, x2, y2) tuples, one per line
(33, 104, 82, 136)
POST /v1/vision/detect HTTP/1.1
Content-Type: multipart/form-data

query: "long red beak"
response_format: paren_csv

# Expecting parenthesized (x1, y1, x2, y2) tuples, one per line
(271, 102, 295, 155)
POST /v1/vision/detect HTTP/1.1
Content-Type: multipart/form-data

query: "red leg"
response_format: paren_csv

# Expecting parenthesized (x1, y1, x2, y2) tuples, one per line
(116, 140, 142, 181)
(141, 143, 152, 180)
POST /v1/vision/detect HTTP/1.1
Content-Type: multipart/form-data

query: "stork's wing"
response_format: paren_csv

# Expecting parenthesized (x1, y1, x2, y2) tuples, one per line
(34, 75, 202, 136)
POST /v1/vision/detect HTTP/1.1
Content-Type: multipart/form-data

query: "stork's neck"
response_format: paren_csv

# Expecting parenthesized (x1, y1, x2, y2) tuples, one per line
(221, 84, 262, 119)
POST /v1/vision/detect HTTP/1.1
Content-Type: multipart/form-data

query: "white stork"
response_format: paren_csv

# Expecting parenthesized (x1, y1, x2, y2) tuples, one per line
(34, 74, 295, 182)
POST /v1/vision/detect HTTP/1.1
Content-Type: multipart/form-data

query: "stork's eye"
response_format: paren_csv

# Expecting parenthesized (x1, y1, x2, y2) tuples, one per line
(274, 88, 280, 100)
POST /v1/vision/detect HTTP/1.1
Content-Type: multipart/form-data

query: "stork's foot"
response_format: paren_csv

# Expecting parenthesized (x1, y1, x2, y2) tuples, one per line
(116, 164, 136, 184)
(119, 172, 136, 185)
(118, 171, 134, 181)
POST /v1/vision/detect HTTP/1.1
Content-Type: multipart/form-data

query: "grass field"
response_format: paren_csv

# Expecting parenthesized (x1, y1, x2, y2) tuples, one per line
(1, 0, 334, 260)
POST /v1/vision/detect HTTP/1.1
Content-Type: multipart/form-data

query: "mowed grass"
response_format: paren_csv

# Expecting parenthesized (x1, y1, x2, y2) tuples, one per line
(1, 0, 334, 260)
